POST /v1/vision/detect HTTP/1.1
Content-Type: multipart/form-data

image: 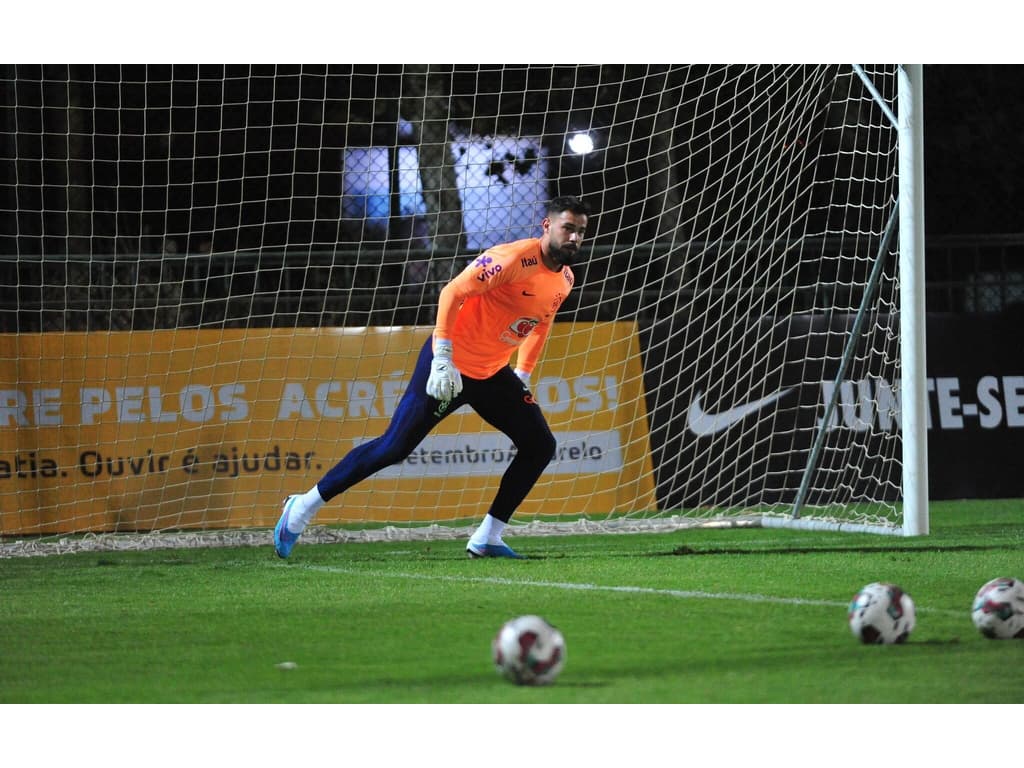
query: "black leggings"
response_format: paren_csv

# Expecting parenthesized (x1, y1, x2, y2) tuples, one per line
(316, 338, 556, 523)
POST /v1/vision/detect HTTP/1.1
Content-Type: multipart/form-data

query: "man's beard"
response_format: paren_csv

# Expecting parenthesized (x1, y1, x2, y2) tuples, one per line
(550, 244, 579, 266)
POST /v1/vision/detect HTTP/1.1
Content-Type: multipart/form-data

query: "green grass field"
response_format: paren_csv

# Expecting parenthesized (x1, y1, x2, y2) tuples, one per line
(2, 499, 1023, 705)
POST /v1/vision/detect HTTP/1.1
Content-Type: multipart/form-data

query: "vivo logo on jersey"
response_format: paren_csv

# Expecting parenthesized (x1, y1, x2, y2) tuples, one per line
(521, 256, 538, 268)
(475, 262, 503, 282)
(472, 255, 502, 282)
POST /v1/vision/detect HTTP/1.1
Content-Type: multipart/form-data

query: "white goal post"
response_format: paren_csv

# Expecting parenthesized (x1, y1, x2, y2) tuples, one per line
(0, 64, 927, 555)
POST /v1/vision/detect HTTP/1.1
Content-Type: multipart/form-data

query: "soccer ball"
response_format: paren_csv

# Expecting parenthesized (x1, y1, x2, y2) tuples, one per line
(848, 582, 916, 644)
(492, 614, 566, 686)
(971, 577, 1024, 639)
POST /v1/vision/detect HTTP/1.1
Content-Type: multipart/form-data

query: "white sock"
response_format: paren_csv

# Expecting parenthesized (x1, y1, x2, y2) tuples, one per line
(286, 485, 325, 534)
(470, 514, 507, 547)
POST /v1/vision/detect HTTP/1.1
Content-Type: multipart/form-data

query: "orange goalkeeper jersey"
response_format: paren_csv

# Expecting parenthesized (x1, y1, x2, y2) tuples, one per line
(433, 237, 575, 379)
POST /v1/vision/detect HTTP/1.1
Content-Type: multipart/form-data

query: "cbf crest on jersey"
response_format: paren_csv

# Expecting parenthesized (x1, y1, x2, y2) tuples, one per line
(500, 317, 539, 345)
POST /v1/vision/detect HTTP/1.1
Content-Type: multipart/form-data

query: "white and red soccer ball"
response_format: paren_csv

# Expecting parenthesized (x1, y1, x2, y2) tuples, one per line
(848, 582, 916, 644)
(971, 577, 1024, 639)
(492, 614, 566, 685)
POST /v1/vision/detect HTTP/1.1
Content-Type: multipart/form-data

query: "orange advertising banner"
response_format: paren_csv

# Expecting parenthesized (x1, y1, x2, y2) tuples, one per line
(0, 324, 657, 534)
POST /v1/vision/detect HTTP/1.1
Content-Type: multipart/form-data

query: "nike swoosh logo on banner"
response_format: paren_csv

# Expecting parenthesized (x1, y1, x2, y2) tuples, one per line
(687, 388, 792, 437)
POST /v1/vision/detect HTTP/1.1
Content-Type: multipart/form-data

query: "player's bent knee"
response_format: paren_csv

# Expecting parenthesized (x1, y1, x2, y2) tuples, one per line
(539, 430, 557, 464)
(510, 430, 555, 466)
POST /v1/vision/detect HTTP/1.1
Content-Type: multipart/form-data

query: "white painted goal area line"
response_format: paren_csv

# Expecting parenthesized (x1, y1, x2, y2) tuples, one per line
(285, 563, 964, 617)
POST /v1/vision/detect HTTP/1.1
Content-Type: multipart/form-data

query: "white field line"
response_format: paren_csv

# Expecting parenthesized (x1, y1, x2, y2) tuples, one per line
(285, 563, 963, 616)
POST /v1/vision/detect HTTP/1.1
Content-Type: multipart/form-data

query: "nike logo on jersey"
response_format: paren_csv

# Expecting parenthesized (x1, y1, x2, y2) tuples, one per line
(522, 290, 536, 296)
(687, 389, 791, 437)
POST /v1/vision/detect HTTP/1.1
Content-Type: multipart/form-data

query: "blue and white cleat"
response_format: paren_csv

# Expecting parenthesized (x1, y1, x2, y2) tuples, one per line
(466, 541, 526, 559)
(274, 495, 301, 559)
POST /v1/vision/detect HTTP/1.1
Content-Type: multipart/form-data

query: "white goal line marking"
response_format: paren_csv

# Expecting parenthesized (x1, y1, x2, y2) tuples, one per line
(292, 564, 826, 603)
(284, 562, 961, 614)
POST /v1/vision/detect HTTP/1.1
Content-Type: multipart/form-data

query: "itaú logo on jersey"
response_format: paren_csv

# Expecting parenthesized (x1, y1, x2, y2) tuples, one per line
(499, 317, 539, 345)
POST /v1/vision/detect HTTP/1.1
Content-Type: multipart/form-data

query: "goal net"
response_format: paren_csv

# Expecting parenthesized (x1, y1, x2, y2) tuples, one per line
(0, 64, 920, 555)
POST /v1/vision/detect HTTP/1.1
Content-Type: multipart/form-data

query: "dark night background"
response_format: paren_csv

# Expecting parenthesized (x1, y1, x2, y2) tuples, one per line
(3, 64, 1023, 244)
(2, 64, 1022, 331)
(924, 64, 1024, 236)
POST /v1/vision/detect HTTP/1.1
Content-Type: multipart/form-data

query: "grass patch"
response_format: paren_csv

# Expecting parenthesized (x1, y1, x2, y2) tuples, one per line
(2, 499, 1022, 705)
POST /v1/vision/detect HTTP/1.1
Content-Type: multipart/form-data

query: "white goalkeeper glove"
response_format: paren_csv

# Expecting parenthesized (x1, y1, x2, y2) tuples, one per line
(513, 368, 531, 389)
(426, 339, 463, 402)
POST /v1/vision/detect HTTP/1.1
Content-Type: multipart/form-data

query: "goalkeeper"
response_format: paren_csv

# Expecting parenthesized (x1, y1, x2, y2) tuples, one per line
(274, 196, 590, 559)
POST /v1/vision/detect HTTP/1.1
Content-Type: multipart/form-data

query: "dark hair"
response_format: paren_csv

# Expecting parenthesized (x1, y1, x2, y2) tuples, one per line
(546, 195, 590, 218)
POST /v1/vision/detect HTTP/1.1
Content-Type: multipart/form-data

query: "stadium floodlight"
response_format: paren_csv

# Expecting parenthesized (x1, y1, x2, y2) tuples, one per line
(567, 132, 595, 155)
